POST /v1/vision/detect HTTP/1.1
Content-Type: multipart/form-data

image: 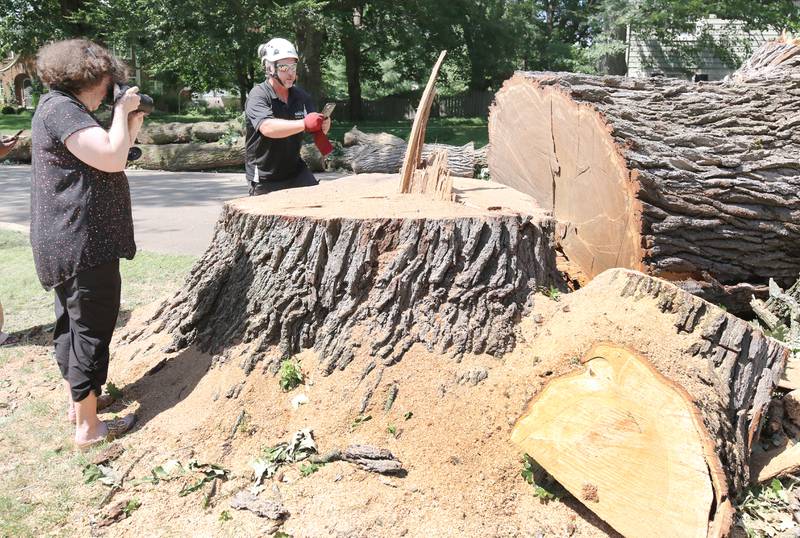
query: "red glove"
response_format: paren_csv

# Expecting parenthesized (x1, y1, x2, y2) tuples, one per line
(312, 131, 334, 156)
(304, 112, 325, 133)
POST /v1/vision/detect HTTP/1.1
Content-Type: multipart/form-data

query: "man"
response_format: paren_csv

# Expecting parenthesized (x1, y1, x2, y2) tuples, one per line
(244, 37, 333, 196)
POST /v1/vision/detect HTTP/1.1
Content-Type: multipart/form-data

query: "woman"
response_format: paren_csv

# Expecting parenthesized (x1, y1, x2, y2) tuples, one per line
(31, 39, 143, 449)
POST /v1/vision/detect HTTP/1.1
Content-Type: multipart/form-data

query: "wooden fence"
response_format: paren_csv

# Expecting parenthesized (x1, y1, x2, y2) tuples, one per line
(327, 90, 494, 121)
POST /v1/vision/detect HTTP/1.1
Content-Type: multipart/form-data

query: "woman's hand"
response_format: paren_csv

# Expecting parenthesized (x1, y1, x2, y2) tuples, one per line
(114, 85, 141, 115)
(128, 111, 145, 143)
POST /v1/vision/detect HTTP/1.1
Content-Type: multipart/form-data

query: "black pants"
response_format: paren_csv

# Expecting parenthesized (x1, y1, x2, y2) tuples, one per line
(249, 167, 318, 196)
(53, 260, 121, 402)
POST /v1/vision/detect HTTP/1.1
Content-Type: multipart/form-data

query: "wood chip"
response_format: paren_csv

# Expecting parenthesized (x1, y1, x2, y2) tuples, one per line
(230, 491, 288, 520)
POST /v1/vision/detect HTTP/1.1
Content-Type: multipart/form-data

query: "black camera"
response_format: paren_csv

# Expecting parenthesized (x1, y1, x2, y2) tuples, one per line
(107, 85, 154, 161)
(113, 84, 154, 114)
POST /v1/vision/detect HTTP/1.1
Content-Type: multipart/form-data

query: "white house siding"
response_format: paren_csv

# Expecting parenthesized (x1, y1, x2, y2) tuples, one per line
(627, 15, 783, 80)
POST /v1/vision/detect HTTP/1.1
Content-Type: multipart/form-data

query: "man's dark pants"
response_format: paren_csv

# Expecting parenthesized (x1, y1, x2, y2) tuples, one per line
(249, 167, 318, 196)
(53, 260, 121, 403)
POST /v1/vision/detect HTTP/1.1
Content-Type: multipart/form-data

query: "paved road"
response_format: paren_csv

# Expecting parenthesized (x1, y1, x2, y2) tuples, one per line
(0, 164, 345, 256)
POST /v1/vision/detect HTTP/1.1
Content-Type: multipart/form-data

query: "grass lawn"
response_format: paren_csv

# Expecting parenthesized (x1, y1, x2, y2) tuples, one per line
(0, 229, 196, 334)
(0, 228, 195, 537)
(1, 108, 487, 147)
(0, 111, 33, 135)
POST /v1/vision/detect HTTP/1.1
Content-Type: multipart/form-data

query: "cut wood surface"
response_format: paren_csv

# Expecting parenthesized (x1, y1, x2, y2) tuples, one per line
(399, 50, 448, 193)
(130, 173, 559, 372)
(751, 438, 800, 484)
(488, 40, 800, 306)
(513, 343, 714, 538)
(511, 268, 789, 537)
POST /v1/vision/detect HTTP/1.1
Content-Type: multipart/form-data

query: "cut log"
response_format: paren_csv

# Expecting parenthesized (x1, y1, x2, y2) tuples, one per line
(511, 269, 788, 538)
(135, 140, 245, 171)
(130, 174, 559, 372)
(346, 141, 475, 177)
(1, 133, 31, 162)
(137, 120, 241, 145)
(343, 127, 404, 147)
(489, 41, 800, 308)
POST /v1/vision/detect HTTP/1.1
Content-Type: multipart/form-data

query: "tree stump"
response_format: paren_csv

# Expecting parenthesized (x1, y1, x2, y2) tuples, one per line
(512, 269, 789, 538)
(132, 174, 560, 372)
(488, 40, 800, 309)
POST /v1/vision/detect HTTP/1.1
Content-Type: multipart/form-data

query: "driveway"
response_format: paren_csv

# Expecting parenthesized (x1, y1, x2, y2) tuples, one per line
(0, 165, 345, 256)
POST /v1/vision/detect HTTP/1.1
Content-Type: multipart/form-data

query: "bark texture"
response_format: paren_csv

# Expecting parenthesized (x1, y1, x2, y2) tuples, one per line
(136, 140, 245, 171)
(137, 120, 240, 145)
(489, 41, 800, 303)
(346, 141, 476, 177)
(130, 175, 559, 373)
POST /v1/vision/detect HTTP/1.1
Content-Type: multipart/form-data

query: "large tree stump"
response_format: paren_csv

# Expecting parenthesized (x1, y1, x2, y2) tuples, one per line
(132, 174, 560, 371)
(488, 40, 800, 308)
(512, 269, 788, 537)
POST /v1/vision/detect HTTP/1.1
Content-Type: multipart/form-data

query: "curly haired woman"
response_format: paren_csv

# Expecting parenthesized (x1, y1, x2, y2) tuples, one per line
(31, 39, 142, 449)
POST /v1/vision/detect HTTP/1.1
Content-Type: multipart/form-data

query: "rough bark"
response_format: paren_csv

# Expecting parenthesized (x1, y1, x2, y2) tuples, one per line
(343, 127, 404, 147)
(127, 174, 559, 373)
(135, 140, 245, 171)
(513, 268, 788, 538)
(346, 141, 475, 177)
(137, 121, 241, 145)
(489, 41, 800, 308)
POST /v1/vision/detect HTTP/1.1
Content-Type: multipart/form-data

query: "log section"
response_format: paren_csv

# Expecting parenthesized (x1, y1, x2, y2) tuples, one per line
(489, 41, 800, 299)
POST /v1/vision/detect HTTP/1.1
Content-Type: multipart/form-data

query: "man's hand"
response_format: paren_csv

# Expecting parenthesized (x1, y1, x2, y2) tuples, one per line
(303, 112, 325, 133)
(114, 85, 141, 115)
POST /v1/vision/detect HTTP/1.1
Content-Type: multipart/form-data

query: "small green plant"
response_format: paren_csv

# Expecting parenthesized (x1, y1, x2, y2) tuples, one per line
(105, 381, 123, 400)
(403, 411, 413, 421)
(278, 360, 304, 391)
(544, 286, 561, 301)
(387, 424, 398, 437)
(521, 454, 561, 503)
(123, 499, 141, 517)
(350, 414, 372, 431)
(299, 462, 321, 476)
(219, 510, 232, 522)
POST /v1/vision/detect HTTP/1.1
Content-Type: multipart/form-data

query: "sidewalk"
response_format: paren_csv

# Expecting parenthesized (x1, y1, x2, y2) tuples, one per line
(0, 165, 345, 256)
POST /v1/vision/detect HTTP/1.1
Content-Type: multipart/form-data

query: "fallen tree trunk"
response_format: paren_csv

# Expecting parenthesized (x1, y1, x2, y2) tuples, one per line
(1, 133, 31, 162)
(489, 40, 800, 309)
(512, 268, 788, 538)
(342, 127, 404, 147)
(135, 140, 245, 171)
(126, 174, 559, 372)
(137, 120, 241, 144)
(346, 141, 475, 177)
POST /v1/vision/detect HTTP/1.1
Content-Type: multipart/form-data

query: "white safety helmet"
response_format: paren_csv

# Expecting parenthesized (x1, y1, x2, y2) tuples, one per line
(258, 38, 299, 64)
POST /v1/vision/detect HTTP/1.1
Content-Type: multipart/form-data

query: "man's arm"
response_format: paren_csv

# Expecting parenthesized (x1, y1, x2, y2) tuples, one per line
(258, 118, 305, 139)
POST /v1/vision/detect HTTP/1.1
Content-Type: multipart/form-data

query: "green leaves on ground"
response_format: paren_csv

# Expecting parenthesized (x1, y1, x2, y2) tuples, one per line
(122, 499, 141, 517)
(219, 510, 232, 522)
(105, 382, 123, 400)
(350, 414, 372, 431)
(738, 477, 800, 537)
(299, 462, 322, 477)
(521, 454, 562, 503)
(178, 461, 228, 497)
(83, 464, 121, 487)
(278, 360, 304, 392)
(251, 429, 318, 491)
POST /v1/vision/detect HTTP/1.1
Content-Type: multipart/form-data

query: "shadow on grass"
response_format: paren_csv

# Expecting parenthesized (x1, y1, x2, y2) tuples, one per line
(1, 310, 134, 348)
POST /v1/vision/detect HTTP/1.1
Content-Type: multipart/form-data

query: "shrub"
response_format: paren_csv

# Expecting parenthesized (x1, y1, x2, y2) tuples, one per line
(1, 105, 16, 115)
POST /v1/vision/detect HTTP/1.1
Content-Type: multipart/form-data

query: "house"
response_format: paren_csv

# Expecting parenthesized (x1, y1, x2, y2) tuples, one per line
(626, 15, 784, 81)
(0, 52, 36, 107)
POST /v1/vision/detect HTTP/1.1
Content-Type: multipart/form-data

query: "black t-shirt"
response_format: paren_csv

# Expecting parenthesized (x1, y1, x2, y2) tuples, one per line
(244, 81, 316, 183)
(30, 90, 136, 290)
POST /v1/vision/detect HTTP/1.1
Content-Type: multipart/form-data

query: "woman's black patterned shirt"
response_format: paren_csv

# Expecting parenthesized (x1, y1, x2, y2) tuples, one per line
(30, 90, 136, 290)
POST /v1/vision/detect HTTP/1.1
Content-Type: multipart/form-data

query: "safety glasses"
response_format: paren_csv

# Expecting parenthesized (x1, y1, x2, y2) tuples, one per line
(276, 63, 298, 73)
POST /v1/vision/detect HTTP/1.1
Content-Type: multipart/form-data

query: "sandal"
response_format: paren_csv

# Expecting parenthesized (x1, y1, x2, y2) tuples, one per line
(68, 393, 117, 424)
(75, 414, 136, 451)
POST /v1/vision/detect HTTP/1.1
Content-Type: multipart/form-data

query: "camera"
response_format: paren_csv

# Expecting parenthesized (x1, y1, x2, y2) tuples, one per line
(107, 85, 153, 162)
(112, 84, 154, 114)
